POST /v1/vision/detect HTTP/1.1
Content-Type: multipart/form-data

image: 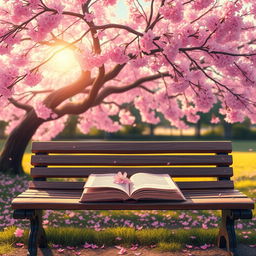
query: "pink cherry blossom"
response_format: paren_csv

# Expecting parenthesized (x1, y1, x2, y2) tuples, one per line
(200, 244, 209, 249)
(117, 247, 127, 255)
(202, 223, 208, 229)
(114, 172, 131, 184)
(34, 102, 54, 120)
(12, 2, 31, 23)
(237, 223, 243, 229)
(130, 57, 147, 68)
(104, 0, 117, 6)
(15, 243, 24, 247)
(49, 2, 65, 14)
(12, 55, 28, 67)
(24, 71, 43, 87)
(37, 12, 63, 35)
(14, 227, 24, 237)
(160, 1, 183, 23)
(84, 12, 95, 22)
(83, 242, 91, 248)
(210, 115, 220, 124)
(130, 244, 138, 250)
(140, 30, 155, 54)
(109, 47, 129, 64)
(119, 109, 135, 125)
(193, 0, 214, 10)
(29, 0, 41, 9)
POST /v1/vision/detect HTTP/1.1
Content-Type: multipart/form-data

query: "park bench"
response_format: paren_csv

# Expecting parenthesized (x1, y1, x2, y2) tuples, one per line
(12, 141, 254, 256)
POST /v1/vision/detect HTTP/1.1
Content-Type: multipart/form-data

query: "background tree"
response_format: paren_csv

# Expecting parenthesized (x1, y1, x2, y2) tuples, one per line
(1, 0, 256, 174)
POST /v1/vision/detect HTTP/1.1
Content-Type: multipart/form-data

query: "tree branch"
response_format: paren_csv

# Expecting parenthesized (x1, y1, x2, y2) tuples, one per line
(44, 71, 93, 108)
(54, 73, 170, 115)
(9, 98, 33, 112)
(94, 72, 171, 106)
(92, 24, 143, 36)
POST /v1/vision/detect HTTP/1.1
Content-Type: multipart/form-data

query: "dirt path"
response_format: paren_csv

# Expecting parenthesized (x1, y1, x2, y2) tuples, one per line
(4, 244, 256, 256)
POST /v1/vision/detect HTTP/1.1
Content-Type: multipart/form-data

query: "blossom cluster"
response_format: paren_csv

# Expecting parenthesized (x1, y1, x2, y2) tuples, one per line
(0, 66, 18, 98)
(159, 1, 183, 23)
(0, 0, 256, 137)
(34, 101, 56, 120)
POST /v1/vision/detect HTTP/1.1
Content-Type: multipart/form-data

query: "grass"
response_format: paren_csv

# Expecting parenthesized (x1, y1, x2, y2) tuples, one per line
(1, 226, 255, 251)
(0, 243, 13, 255)
(157, 242, 182, 252)
(232, 140, 256, 152)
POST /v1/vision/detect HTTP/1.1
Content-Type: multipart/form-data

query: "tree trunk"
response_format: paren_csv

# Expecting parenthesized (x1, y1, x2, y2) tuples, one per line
(195, 120, 201, 139)
(223, 122, 232, 140)
(0, 110, 44, 175)
(149, 124, 155, 137)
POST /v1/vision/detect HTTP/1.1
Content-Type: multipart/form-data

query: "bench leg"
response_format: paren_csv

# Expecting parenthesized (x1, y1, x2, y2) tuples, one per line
(217, 209, 252, 256)
(28, 210, 48, 256)
(13, 209, 48, 256)
(217, 210, 237, 256)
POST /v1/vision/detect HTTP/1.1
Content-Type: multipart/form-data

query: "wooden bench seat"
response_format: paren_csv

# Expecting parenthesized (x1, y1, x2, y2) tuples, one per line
(11, 141, 254, 256)
(13, 188, 253, 210)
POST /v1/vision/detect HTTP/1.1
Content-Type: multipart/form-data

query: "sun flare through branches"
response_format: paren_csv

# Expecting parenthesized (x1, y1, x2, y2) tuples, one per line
(46, 47, 80, 74)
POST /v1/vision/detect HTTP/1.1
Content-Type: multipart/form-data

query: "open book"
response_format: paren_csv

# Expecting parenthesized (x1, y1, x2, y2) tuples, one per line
(79, 173, 186, 202)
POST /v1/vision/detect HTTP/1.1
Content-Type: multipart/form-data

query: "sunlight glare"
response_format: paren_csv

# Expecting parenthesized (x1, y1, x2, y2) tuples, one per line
(47, 46, 80, 74)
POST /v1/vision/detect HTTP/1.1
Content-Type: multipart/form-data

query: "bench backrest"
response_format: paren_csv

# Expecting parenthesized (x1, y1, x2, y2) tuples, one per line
(29, 141, 233, 191)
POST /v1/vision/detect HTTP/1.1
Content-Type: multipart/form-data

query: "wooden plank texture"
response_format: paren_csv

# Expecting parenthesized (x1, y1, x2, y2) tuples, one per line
(28, 180, 234, 190)
(17, 189, 247, 199)
(31, 155, 233, 166)
(11, 197, 254, 210)
(32, 141, 232, 154)
(30, 167, 233, 178)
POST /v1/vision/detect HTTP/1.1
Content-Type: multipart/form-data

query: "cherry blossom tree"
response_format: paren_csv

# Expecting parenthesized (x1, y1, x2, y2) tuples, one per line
(1, 0, 256, 174)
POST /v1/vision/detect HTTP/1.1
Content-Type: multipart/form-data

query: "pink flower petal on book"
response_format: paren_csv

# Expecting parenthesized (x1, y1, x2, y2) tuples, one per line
(114, 172, 131, 184)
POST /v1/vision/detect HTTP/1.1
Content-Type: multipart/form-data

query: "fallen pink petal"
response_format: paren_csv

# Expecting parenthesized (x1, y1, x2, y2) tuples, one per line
(14, 228, 24, 238)
(118, 247, 127, 255)
(15, 243, 24, 247)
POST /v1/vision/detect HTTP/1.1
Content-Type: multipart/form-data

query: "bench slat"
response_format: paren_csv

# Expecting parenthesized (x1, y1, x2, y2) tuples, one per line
(31, 155, 232, 166)
(32, 141, 232, 154)
(11, 197, 254, 210)
(28, 180, 234, 190)
(30, 167, 233, 178)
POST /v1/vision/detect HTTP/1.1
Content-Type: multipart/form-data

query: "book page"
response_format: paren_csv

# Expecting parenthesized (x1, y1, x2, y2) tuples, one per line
(80, 187, 130, 202)
(130, 173, 177, 195)
(84, 173, 129, 195)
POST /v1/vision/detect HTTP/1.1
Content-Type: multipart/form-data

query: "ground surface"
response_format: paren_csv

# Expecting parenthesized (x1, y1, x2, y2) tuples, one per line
(4, 244, 256, 256)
